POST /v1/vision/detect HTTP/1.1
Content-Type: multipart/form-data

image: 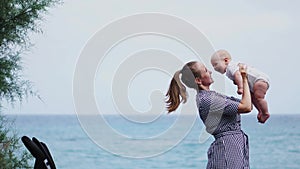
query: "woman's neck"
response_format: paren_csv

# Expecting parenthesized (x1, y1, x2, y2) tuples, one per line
(199, 85, 210, 91)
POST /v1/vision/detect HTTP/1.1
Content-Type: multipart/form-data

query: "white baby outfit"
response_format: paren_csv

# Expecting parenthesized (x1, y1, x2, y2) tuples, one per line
(226, 62, 270, 92)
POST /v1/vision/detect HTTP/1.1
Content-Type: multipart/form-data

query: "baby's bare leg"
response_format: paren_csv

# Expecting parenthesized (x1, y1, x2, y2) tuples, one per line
(253, 80, 270, 123)
(252, 92, 267, 123)
(251, 92, 262, 118)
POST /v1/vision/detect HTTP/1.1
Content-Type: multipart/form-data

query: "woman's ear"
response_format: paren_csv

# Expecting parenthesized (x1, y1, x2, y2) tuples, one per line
(195, 77, 201, 85)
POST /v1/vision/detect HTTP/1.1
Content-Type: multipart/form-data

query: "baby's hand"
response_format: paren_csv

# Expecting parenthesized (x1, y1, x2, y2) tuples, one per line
(238, 63, 247, 77)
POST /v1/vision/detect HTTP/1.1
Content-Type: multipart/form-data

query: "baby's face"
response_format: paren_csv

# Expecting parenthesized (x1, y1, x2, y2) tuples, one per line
(211, 57, 227, 74)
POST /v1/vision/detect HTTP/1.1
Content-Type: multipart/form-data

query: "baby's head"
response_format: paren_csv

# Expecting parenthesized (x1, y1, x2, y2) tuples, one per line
(210, 49, 231, 74)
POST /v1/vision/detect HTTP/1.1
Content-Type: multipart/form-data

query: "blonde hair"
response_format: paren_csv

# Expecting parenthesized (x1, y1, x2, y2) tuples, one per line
(165, 61, 200, 113)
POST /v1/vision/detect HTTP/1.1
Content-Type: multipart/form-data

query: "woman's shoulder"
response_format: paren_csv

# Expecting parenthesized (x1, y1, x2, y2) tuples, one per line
(197, 90, 215, 96)
(197, 90, 239, 102)
(196, 90, 218, 103)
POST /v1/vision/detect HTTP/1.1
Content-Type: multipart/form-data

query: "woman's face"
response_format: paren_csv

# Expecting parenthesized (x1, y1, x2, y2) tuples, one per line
(194, 62, 214, 87)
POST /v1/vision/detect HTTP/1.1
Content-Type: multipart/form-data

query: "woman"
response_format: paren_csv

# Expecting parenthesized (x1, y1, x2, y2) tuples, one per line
(166, 61, 252, 169)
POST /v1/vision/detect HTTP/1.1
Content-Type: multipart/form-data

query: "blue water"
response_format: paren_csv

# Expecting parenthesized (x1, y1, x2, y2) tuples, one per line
(8, 114, 300, 169)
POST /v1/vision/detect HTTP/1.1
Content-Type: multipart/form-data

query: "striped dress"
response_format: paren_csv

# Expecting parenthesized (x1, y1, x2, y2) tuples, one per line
(196, 90, 249, 169)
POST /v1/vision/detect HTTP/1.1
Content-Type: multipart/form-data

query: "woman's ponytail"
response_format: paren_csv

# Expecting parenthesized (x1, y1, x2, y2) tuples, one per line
(165, 70, 188, 113)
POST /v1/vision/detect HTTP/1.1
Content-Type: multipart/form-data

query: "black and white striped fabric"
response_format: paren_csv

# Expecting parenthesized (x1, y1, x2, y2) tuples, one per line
(196, 90, 249, 169)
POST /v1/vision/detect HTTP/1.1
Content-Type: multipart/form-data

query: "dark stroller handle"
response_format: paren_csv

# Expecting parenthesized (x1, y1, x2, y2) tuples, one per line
(21, 136, 46, 159)
(21, 136, 56, 169)
(32, 137, 56, 169)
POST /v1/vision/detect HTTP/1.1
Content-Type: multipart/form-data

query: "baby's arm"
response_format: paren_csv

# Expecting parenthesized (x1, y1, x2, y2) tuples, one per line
(233, 70, 243, 95)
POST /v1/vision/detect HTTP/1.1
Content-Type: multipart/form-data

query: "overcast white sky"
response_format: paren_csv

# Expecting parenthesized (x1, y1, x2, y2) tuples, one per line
(4, 0, 300, 115)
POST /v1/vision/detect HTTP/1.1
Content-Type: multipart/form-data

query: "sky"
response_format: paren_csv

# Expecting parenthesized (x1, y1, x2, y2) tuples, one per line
(4, 0, 300, 115)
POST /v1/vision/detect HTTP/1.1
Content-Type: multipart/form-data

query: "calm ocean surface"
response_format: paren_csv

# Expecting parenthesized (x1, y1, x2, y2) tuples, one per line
(8, 114, 300, 169)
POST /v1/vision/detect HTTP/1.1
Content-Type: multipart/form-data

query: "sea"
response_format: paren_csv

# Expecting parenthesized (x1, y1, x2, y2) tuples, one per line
(6, 114, 300, 169)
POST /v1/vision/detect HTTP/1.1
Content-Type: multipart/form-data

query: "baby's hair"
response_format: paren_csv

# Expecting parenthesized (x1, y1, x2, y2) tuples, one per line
(211, 49, 232, 60)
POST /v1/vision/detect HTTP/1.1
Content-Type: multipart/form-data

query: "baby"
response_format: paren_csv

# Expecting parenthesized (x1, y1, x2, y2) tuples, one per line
(211, 49, 270, 123)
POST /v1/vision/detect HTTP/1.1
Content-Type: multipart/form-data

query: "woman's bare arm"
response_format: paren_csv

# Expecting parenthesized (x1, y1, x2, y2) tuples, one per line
(237, 65, 252, 113)
(233, 71, 243, 95)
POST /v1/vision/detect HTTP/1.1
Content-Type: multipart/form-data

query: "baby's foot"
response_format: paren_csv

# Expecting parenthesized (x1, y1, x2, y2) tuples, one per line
(257, 112, 270, 124)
